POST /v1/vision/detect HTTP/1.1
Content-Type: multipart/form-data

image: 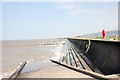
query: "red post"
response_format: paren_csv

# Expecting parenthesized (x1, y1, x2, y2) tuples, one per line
(102, 29, 106, 39)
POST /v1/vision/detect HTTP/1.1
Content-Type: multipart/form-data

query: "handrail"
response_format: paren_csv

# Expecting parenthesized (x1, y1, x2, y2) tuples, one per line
(8, 61, 27, 80)
(85, 39, 91, 54)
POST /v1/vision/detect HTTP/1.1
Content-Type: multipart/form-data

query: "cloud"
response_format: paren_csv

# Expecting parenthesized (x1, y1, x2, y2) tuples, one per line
(56, 3, 81, 16)
(56, 3, 94, 16)
(56, 3, 76, 9)
(56, 2, 117, 18)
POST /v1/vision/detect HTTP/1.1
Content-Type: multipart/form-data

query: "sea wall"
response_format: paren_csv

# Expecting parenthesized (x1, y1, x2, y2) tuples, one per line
(68, 39, 120, 75)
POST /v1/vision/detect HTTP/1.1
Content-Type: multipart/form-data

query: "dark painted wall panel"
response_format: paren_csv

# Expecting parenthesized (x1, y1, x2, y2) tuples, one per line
(68, 39, 120, 75)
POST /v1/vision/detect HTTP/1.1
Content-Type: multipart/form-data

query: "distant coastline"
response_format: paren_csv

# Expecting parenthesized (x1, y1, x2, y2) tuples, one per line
(77, 30, 119, 37)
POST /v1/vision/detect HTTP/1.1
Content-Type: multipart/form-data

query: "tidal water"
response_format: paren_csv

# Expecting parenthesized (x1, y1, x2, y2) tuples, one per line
(1, 39, 64, 78)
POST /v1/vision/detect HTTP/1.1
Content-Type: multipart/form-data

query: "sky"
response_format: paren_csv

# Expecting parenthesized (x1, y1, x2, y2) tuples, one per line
(1, 2, 118, 40)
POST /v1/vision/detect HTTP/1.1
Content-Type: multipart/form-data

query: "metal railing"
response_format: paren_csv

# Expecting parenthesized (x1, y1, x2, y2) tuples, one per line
(8, 61, 27, 80)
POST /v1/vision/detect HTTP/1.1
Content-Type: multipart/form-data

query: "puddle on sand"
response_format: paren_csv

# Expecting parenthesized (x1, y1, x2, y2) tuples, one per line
(20, 60, 56, 74)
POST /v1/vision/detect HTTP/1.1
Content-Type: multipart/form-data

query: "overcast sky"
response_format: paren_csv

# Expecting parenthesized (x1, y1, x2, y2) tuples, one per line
(1, 2, 118, 40)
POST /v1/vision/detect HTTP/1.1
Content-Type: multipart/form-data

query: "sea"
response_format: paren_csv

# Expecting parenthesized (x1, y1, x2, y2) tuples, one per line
(1, 38, 64, 78)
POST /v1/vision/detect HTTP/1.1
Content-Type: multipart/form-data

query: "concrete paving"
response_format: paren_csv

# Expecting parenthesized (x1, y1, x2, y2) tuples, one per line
(18, 64, 94, 78)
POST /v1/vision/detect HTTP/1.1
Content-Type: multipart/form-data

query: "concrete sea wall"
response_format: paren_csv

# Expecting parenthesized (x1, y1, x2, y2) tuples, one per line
(68, 39, 120, 75)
